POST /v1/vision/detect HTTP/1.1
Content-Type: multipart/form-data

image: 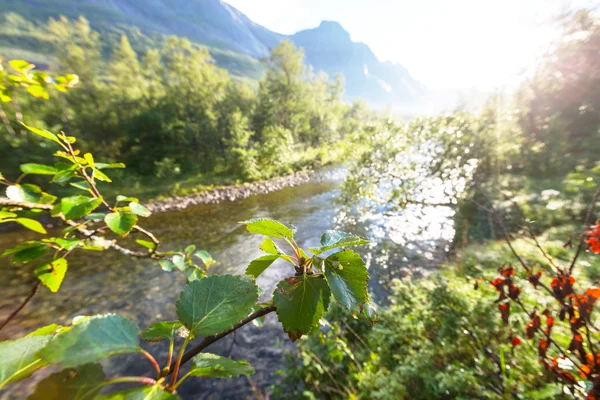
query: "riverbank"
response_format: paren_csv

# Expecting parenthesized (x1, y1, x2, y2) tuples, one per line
(146, 170, 313, 212)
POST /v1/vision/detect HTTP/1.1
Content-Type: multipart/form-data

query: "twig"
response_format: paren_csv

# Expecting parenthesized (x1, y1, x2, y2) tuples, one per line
(166, 305, 276, 375)
(0, 281, 40, 331)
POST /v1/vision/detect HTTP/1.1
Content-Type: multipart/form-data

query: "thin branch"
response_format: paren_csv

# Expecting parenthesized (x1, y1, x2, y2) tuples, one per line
(166, 305, 276, 375)
(140, 349, 161, 379)
(0, 281, 40, 331)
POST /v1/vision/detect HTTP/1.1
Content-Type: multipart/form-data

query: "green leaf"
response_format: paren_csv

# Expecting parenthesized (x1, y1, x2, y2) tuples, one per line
(245, 255, 280, 278)
(0, 211, 17, 219)
(159, 259, 176, 272)
(40, 314, 140, 368)
(22, 123, 62, 146)
(35, 258, 68, 292)
(323, 250, 369, 314)
(189, 353, 254, 378)
(172, 255, 187, 270)
(0, 335, 52, 389)
(20, 163, 58, 175)
(240, 218, 295, 240)
(83, 153, 95, 168)
(259, 237, 284, 255)
(70, 181, 91, 191)
(104, 212, 137, 236)
(27, 85, 49, 100)
(7, 184, 56, 205)
(28, 363, 105, 400)
(193, 250, 215, 268)
(85, 213, 104, 220)
(9, 59, 34, 72)
(94, 163, 125, 170)
(273, 275, 331, 341)
(129, 202, 151, 217)
(185, 245, 196, 254)
(136, 239, 155, 250)
(185, 267, 205, 282)
(92, 168, 111, 182)
(98, 385, 178, 400)
(176, 275, 258, 338)
(116, 195, 138, 204)
(309, 230, 369, 256)
(59, 196, 103, 220)
(15, 218, 47, 234)
(44, 238, 81, 250)
(2, 241, 49, 263)
(26, 324, 68, 337)
(141, 321, 182, 342)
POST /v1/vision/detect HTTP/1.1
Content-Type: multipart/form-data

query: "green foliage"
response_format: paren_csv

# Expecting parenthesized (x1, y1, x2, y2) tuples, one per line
(0, 335, 51, 389)
(176, 275, 259, 338)
(28, 363, 106, 400)
(273, 275, 331, 341)
(39, 314, 140, 367)
(34, 257, 67, 292)
(322, 250, 368, 315)
(188, 353, 254, 378)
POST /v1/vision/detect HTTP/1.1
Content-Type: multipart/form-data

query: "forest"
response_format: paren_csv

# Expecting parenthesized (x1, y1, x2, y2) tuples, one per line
(0, 7, 599, 400)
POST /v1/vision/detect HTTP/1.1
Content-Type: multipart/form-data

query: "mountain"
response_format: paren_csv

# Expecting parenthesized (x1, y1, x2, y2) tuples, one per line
(0, 0, 426, 107)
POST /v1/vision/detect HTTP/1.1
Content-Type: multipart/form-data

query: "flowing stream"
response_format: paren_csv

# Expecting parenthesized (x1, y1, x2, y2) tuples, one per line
(0, 169, 455, 399)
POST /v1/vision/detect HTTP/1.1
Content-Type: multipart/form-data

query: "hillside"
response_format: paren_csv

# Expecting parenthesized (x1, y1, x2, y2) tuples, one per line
(0, 0, 427, 106)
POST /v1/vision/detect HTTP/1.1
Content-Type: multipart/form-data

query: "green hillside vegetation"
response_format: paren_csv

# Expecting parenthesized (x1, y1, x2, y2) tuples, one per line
(0, 16, 372, 199)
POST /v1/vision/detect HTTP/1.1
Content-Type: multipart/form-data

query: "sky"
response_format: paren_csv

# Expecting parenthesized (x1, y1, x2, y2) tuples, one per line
(226, 0, 597, 91)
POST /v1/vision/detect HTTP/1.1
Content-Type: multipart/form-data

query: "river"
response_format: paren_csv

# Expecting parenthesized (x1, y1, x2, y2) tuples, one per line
(0, 169, 454, 399)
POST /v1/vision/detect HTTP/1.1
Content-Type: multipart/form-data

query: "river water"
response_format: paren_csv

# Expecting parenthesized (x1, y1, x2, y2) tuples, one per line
(0, 170, 454, 399)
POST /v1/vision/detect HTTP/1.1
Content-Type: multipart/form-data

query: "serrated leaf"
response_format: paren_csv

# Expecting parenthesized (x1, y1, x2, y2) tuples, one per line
(104, 212, 137, 236)
(189, 353, 254, 378)
(28, 363, 105, 400)
(0, 335, 51, 389)
(323, 250, 369, 314)
(2, 241, 49, 263)
(193, 250, 215, 268)
(141, 321, 182, 342)
(240, 218, 295, 240)
(309, 230, 369, 256)
(259, 237, 283, 255)
(20, 163, 58, 175)
(15, 218, 47, 234)
(40, 314, 140, 368)
(176, 275, 258, 338)
(22, 123, 62, 146)
(245, 255, 279, 278)
(97, 385, 178, 400)
(59, 196, 103, 220)
(273, 275, 331, 341)
(129, 202, 151, 217)
(35, 258, 68, 292)
(136, 239, 155, 250)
